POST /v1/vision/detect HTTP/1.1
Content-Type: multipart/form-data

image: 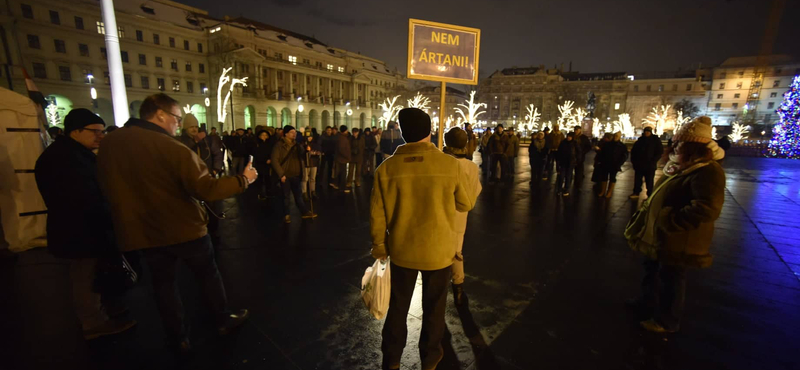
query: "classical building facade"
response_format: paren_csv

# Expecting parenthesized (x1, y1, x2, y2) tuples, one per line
(0, 0, 408, 130)
(478, 55, 799, 133)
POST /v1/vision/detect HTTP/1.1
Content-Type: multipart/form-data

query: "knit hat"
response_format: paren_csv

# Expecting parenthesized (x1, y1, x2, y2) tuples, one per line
(64, 108, 105, 134)
(283, 125, 296, 135)
(398, 108, 431, 143)
(182, 113, 199, 129)
(643, 126, 653, 132)
(444, 127, 468, 149)
(674, 116, 713, 144)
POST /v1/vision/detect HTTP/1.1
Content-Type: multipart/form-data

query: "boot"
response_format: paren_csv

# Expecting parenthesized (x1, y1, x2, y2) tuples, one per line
(605, 183, 616, 198)
(597, 181, 608, 197)
(452, 283, 465, 306)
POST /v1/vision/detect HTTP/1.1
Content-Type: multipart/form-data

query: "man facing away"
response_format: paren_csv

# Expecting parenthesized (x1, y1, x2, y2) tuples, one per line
(371, 108, 479, 370)
(35, 109, 137, 340)
(573, 126, 592, 181)
(334, 125, 352, 192)
(97, 93, 258, 352)
(442, 127, 483, 306)
(630, 126, 664, 199)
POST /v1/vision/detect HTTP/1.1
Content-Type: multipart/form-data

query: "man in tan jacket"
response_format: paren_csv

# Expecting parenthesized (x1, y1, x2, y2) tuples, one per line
(371, 108, 479, 370)
(97, 93, 257, 352)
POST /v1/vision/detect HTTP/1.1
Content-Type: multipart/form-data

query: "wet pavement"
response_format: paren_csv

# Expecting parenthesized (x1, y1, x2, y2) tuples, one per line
(2, 150, 800, 370)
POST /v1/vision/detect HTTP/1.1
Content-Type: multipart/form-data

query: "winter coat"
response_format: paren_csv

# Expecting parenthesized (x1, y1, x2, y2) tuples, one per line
(575, 134, 592, 164)
(349, 134, 366, 163)
(229, 134, 250, 158)
(631, 160, 725, 268)
(529, 138, 547, 163)
(465, 129, 478, 158)
(545, 130, 564, 152)
(335, 133, 352, 163)
(180, 134, 223, 174)
(380, 128, 404, 156)
(364, 132, 378, 151)
(488, 132, 507, 155)
(97, 119, 248, 251)
(370, 142, 479, 270)
(504, 134, 520, 158)
(302, 136, 322, 167)
(449, 151, 482, 250)
(34, 137, 116, 259)
(253, 137, 272, 168)
(557, 139, 579, 168)
(598, 141, 629, 172)
(271, 137, 304, 178)
(631, 135, 664, 171)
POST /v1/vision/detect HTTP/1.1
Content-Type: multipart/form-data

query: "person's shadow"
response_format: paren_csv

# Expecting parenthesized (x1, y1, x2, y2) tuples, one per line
(440, 295, 501, 369)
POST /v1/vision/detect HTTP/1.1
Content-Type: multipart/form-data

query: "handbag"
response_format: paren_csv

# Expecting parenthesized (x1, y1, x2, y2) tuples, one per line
(94, 253, 138, 294)
(624, 175, 674, 249)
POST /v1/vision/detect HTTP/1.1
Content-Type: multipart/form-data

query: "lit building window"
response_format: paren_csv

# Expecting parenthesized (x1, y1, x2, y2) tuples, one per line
(614, 103, 620, 110)
(172, 80, 180, 92)
(338, 66, 344, 73)
(288, 55, 297, 65)
(96, 21, 105, 35)
(118, 26, 125, 38)
(327, 64, 333, 72)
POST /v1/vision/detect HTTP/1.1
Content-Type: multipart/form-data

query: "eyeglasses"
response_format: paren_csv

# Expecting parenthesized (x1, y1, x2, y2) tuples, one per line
(80, 128, 107, 135)
(161, 109, 183, 124)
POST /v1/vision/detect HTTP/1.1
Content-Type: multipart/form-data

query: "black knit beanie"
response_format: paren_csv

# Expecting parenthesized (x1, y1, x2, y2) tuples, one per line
(398, 108, 431, 143)
(64, 108, 105, 135)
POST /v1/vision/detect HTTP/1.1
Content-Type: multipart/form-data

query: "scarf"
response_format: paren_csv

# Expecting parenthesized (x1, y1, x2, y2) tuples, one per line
(663, 141, 725, 176)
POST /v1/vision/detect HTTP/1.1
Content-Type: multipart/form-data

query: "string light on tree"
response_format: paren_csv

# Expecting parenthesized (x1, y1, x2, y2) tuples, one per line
(729, 121, 751, 143)
(592, 117, 601, 138)
(557, 101, 575, 129)
(524, 104, 541, 131)
(378, 95, 402, 127)
(407, 92, 431, 110)
(216, 67, 248, 126)
(642, 105, 672, 135)
(767, 75, 800, 159)
(614, 113, 635, 138)
(674, 110, 691, 132)
(46, 103, 60, 127)
(454, 91, 487, 123)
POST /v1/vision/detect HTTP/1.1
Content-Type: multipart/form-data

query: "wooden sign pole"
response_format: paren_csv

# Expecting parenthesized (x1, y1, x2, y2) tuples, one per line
(439, 81, 446, 148)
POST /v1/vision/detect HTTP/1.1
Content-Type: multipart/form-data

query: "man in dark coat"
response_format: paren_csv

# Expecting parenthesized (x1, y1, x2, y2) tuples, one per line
(556, 132, 578, 196)
(487, 124, 508, 182)
(630, 126, 664, 199)
(272, 125, 317, 223)
(335, 125, 352, 192)
(320, 126, 337, 186)
(348, 127, 366, 187)
(380, 122, 404, 159)
(34, 108, 137, 340)
(573, 127, 592, 181)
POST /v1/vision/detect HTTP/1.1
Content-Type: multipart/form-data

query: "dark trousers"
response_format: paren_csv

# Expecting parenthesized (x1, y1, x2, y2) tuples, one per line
(382, 264, 451, 369)
(142, 235, 228, 341)
(575, 160, 586, 180)
(641, 259, 686, 331)
(556, 164, 574, 192)
(490, 154, 506, 180)
(506, 156, 516, 179)
(481, 150, 490, 176)
(376, 152, 384, 168)
(335, 162, 349, 189)
(546, 150, 558, 177)
(531, 157, 544, 181)
(347, 161, 362, 185)
(281, 175, 309, 215)
(633, 168, 656, 196)
(321, 154, 335, 183)
(232, 156, 247, 175)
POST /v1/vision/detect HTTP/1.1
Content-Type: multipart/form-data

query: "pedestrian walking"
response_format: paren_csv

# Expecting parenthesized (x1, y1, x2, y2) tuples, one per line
(34, 108, 137, 340)
(302, 132, 322, 200)
(348, 127, 365, 188)
(271, 125, 318, 223)
(625, 116, 726, 333)
(630, 126, 664, 199)
(97, 93, 257, 352)
(573, 127, 592, 181)
(335, 125, 352, 192)
(370, 108, 479, 370)
(442, 127, 483, 306)
(556, 132, 579, 196)
(529, 131, 547, 183)
(595, 132, 629, 198)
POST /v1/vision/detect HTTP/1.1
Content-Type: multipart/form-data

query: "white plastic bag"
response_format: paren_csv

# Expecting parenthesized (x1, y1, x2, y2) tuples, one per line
(361, 258, 391, 320)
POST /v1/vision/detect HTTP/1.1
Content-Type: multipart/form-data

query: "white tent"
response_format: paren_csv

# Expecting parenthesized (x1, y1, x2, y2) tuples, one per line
(0, 86, 47, 252)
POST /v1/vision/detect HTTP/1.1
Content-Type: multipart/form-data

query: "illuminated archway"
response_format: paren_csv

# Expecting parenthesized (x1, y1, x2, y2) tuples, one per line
(309, 109, 319, 130)
(191, 104, 207, 125)
(360, 113, 367, 129)
(244, 105, 256, 128)
(321, 110, 330, 128)
(266, 106, 277, 127)
(45, 94, 74, 127)
(333, 111, 342, 129)
(281, 107, 292, 126)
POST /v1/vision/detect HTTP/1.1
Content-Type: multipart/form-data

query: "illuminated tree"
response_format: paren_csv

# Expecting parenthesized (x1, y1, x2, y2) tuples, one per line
(614, 113, 635, 138)
(642, 105, 672, 135)
(454, 91, 487, 123)
(591, 117, 601, 138)
(524, 104, 541, 130)
(216, 67, 248, 126)
(767, 75, 800, 159)
(557, 100, 575, 129)
(674, 110, 691, 132)
(407, 92, 431, 110)
(729, 122, 751, 142)
(46, 103, 59, 127)
(379, 95, 402, 127)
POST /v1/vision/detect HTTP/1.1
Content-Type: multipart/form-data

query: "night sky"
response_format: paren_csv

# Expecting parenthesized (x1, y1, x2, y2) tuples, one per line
(184, 0, 799, 81)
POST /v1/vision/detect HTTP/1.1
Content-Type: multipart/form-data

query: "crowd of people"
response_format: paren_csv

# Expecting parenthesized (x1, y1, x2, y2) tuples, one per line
(31, 90, 727, 369)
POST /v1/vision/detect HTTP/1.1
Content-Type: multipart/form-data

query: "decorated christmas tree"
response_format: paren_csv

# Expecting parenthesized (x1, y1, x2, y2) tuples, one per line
(767, 75, 800, 159)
